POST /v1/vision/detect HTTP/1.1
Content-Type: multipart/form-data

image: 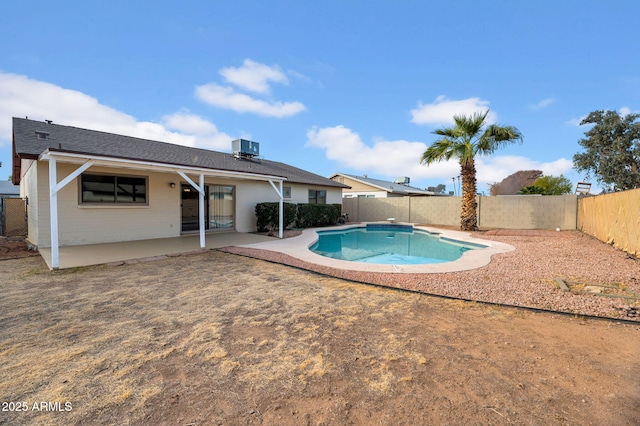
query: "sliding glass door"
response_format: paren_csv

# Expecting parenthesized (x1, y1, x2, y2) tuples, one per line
(181, 184, 234, 232)
(209, 185, 234, 229)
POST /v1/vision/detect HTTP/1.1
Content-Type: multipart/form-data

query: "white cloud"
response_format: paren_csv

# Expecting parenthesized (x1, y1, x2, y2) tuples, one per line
(618, 106, 640, 116)
(306, 125, 573, 190)
(195, 59, 306, 118)
(306, 125, 460, 181)
(475, 156, 574, 185)
(160, 111, 233, 150)
(530, 97, 555, 110)
(195, 83, 306, 118)
(220, 59, 288, 94)
(410, 95, 497, 126)
(0, 72, 232, 151)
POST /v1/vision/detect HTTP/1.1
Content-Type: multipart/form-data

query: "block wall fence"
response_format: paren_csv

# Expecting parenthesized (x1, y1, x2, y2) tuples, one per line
(342, 190, 640, 257)
(342, 194, 578, 230)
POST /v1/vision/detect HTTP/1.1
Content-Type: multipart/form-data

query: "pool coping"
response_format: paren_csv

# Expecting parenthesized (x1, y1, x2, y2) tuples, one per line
(238, 223, 515, 273)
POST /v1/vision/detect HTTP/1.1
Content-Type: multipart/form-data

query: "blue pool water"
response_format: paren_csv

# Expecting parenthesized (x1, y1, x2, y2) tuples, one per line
(310, 225, 486, 265)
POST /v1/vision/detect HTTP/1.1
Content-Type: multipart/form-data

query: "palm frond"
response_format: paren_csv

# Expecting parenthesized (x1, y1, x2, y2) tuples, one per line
(420, 138, 456, 164)
(453, 110, 490, 138)
(477, 124, 524, 154)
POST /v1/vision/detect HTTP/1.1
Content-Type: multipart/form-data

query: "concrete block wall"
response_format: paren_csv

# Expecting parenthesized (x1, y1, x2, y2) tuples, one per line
(479, 195, 577, 230)
(409, 197, 462, 226)
(342, 194, 578, 230)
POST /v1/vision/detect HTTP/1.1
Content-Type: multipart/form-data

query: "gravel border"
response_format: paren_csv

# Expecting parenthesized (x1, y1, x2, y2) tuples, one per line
(222, 229, 640, 322)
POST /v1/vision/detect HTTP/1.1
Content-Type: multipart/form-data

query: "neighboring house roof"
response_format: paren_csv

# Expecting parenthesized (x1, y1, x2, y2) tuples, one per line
(329, 173, 435, 195)
(12, 118, 348, 189)
(330, 172, 434, 196)
(0, 181, 20, 196)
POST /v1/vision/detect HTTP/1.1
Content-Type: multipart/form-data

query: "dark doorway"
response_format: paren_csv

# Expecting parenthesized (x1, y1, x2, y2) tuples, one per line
(181, 184, 209, 232)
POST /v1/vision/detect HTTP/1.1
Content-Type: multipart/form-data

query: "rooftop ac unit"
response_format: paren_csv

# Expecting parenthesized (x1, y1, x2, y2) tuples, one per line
(232, 139, 259, 158)
(394, 176, 410, 185)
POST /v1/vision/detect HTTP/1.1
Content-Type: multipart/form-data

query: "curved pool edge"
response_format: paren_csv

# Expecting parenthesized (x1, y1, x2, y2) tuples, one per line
(237, 223, 515, 274)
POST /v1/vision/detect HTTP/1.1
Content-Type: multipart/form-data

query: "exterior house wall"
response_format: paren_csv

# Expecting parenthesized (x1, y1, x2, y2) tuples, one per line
(331, 176, 388, 197)
(21, 160, 40, 246)
(234, 180, 276, 233)
(30, 161, 344, 247)
(343, 191, 388, 198)
(341, 179, 379, 192)
(36, 163, 180, 247)
(325, 187, 343, 204)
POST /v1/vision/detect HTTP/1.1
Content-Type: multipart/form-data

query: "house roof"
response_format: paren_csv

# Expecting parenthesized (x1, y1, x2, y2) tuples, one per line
(12, 118, 348, 189)
(0, 180, 20, 196)
(330, 172, 434, 196)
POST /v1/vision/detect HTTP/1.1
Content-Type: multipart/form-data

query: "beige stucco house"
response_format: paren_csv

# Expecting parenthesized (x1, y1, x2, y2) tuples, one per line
(329, 172, 435, 198)
(12, 118, 347, 268)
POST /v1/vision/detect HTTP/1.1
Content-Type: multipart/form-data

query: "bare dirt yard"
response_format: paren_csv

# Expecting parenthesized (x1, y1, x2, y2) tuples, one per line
(0, 237, 37, 260)
(1, 244, 639, 425)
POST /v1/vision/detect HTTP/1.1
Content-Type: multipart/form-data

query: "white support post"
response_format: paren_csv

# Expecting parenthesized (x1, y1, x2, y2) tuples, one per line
(47, 158, 94, 269)
(49, 157, 59, 269)
(278, 180, 283, 239)
(268, 179, 284, 239)
(199, 173, 205, 248)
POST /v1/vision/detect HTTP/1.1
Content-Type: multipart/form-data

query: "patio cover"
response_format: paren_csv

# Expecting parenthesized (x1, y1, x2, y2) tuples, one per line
(41, 149, 286, 269)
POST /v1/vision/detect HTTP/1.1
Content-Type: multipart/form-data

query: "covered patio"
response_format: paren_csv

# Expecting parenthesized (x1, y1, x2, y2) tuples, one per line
(38, 232, 275, 269)
(43, 150, 286, 270)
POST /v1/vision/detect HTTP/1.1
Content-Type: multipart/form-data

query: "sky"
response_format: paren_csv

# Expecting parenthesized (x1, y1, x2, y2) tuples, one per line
(1, 1, 639, 195)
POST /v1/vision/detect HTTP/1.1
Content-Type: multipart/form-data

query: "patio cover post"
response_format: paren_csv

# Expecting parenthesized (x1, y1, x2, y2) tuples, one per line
(268, 179, 284, 239)
(47, 157, 93, 269)
(199, 173, 205, 248)
(176, 170, 206, 248)
(49, 157, 58, 269)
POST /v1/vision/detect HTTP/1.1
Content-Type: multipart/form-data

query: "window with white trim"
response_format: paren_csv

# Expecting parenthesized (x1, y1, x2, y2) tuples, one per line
(283, 186, 292, 199)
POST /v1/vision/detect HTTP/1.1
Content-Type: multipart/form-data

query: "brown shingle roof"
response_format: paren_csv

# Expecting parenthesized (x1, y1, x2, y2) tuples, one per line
(12, 118, 347, 188)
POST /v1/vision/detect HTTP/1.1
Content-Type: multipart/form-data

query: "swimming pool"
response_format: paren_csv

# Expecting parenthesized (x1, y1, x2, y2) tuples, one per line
(310, 224, 487, 265)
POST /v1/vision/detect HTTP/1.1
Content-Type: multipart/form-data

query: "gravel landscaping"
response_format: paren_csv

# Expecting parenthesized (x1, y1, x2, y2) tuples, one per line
(223, 228, 640, 322)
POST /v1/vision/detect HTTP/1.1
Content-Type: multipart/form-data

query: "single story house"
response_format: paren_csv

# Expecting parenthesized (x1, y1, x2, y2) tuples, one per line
(0, 181, 21, 198)
(329, 172, 435, 198)
(12, 117, 348, 268)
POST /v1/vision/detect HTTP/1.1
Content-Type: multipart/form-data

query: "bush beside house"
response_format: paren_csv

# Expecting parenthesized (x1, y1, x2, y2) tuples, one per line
(255, 202, 342, 232)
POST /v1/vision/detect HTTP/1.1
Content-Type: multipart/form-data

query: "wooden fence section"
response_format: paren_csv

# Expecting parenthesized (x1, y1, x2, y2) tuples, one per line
(577, 188, 640, 257)
(342, 194, 578, 230)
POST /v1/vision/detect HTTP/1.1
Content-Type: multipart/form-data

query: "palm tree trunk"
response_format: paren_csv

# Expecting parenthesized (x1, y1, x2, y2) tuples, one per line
(460, 158, 478, 231)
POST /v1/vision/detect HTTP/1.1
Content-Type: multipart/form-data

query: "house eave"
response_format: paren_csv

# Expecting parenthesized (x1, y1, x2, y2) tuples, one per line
(39, 149, 288, 182)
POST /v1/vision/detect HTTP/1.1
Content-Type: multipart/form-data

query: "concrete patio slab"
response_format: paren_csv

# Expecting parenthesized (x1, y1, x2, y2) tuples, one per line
(38, 232, 275, 269)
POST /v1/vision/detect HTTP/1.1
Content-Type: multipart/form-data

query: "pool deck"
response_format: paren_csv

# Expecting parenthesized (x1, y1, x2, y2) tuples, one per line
(238, 224, 516, 273)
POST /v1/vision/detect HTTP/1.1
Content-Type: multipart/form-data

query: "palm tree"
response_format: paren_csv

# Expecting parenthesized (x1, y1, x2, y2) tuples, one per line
(420, 110, 523, 231)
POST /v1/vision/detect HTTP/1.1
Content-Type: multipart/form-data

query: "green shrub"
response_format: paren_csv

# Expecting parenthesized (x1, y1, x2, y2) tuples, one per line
(255, 202, 297, 233)
(296, 203, 342, 228)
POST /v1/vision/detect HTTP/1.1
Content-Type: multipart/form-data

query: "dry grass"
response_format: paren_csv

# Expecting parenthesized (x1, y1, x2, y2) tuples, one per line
(1, 252, 639, 425)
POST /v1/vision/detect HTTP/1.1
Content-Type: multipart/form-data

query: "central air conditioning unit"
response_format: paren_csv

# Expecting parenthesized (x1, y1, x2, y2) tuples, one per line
(394, 176, 410, 185)
(232, 139, 260, 158)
